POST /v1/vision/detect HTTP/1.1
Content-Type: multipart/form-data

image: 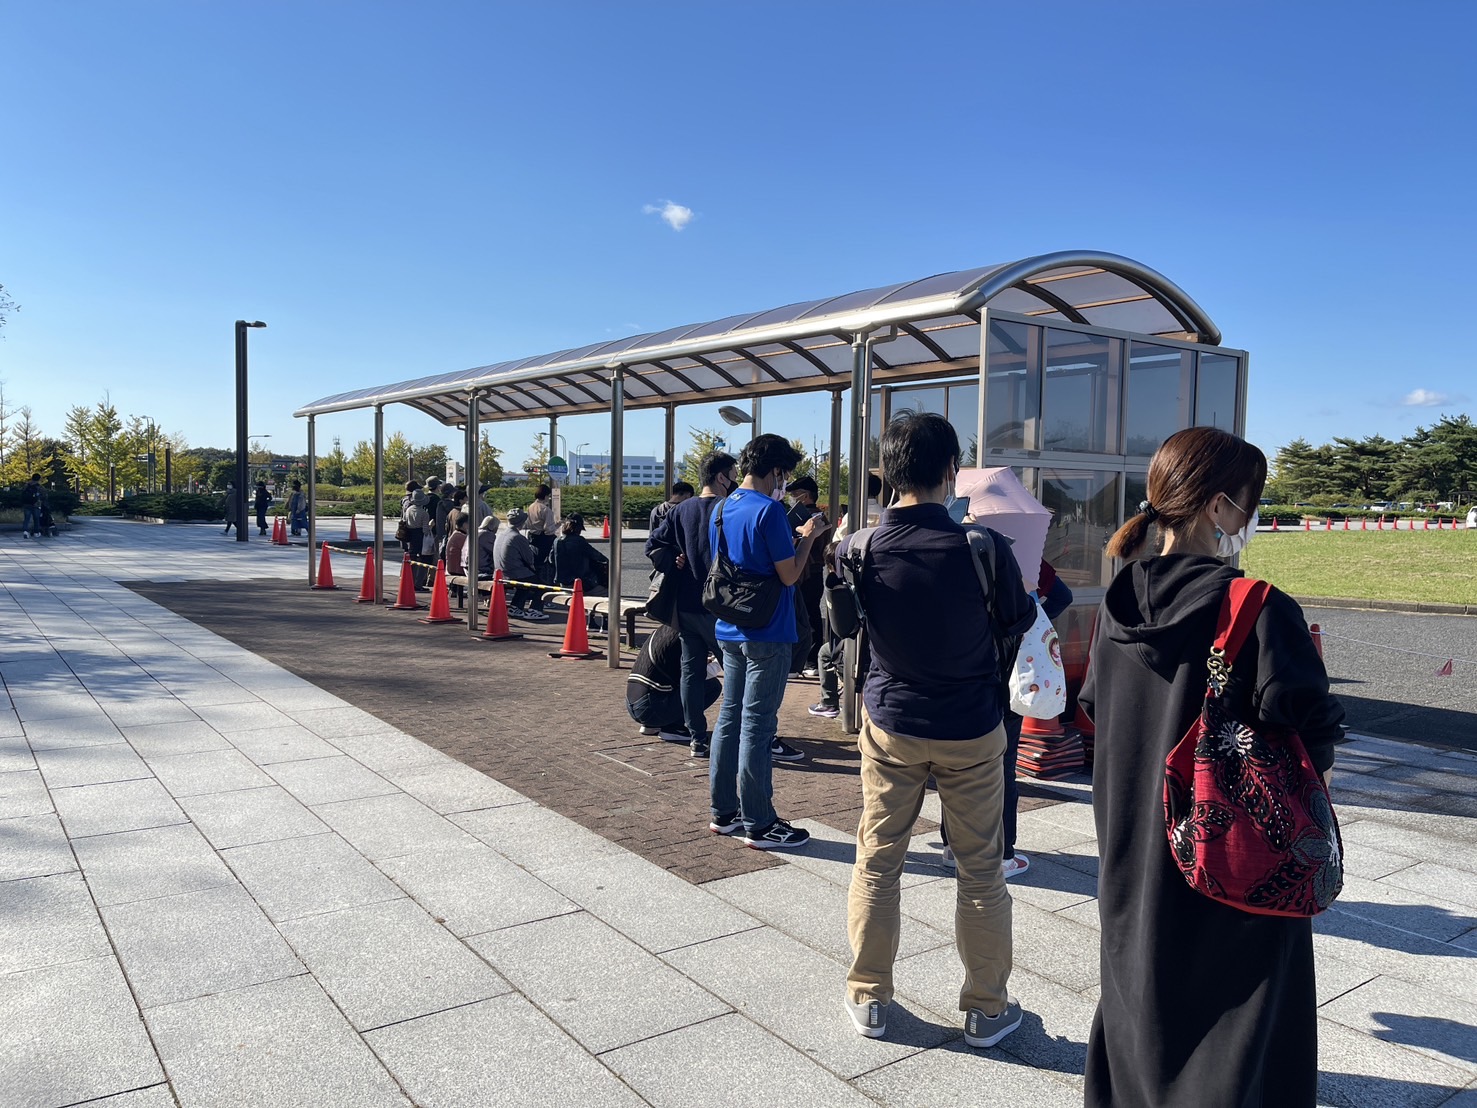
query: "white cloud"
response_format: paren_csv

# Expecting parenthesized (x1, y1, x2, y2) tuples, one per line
(1402, 388, 1449, 407)
(643, 200, 694, 231)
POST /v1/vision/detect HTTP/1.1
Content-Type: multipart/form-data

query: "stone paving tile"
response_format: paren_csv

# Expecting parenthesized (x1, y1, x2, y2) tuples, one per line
(73, 822, 235, 907)
(328, 728, 457, 777)
(787, 818, 958, 890)
(1343, 837, 1420, 881)
(1316, 1016, 1473, 1107)
(1315, 954, 1380, 1007)
(219, 722, 341, 766)
(118, 718, 233, 759)
(704, 862, 949, 967)
(1334, 873, 1477, 942)
(280, 897, 512, 1031)
(163, 680, 262, 707)
(602, 1011, 878, 1107)
(51, 778, 187, 838)
(1319, 974, 1477, 1079)
(540, 850, 762, 955)
(0, 733, 35, 773)
(471, 911, 730, 1053)
(20, 713, 127, 751)
(366, 993, 646, 1108)
(264, 754, 400, 806)
(0, 956, 165, 1108)
(102, 883, 304, 1009)
(145, 974, 410, 1108)
(146, 747, 274, 797)
(189, 700, 296, 733)
(222, 831, 405, 923)
(94, 696, 199, 728)
(388, 759, 529, 815)
(1313, 908, 1477, 1006)
(10, 690, 108, 722)
(854, 1039, 1082, 1106)
(0, 871, 112, 975)
(33, 742, 150, 788)
(0, 812, 78, 882)
(0, 768, 53, 819)
(450, 802, 627, 874)
(662, 924, 954, 1079)
(288, 704, 402, 741)
(69, 1086, 178, 1106)
(1378, 861, 1477, 912)
(995, 855, 1099, 914)
(178, 783, 330, 849)
(312, 792, 475, 861)
(376, 840, 579, 937)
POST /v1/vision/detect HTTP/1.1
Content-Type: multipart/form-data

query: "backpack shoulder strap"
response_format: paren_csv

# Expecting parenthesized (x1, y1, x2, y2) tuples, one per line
(964, 527, 998, 609)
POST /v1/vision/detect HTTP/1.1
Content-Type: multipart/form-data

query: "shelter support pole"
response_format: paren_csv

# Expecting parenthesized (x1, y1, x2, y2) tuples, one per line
(976, 307, 991, 467)
(307, 416, 317, 586)
(548, 415, 558, 464)
(466, 391, 481, 632)
(752, 397, 762, 438)
(828, 390, 843, 522)
(234, 322, 249, 543)
(374, 404, 385, 603)
(842, 332, 874, 734)
(608, 364, 625, 668)
(663, 404, 676, 493)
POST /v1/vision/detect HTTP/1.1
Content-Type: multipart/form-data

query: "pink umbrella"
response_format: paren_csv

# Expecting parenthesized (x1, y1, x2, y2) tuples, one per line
(954, 467, 1052, 590)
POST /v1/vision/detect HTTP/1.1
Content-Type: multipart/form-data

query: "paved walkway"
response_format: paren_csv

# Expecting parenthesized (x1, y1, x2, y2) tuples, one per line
(2, 519, 1476, 1107)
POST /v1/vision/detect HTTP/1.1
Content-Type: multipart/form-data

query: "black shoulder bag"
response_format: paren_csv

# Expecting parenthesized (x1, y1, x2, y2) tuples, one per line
(702, 497, 784, 628)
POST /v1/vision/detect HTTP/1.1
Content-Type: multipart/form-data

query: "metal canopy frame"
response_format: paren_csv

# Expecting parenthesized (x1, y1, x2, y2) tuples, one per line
(297, 250, 1226, 670)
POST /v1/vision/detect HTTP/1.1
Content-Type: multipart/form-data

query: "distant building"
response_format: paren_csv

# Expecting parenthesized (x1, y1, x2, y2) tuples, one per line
(573, 454, 667, 487)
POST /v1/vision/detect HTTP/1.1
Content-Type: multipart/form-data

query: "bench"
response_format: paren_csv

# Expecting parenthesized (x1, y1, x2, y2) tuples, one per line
(445, 575, 648, 646)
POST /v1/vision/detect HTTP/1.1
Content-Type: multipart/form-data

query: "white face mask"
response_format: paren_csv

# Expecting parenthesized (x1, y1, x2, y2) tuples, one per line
(1215, 495, 1258, 557)
(770, 474, 788, 502)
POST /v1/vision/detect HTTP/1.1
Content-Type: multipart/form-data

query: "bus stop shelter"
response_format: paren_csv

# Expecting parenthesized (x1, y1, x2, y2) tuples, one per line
(295, 249, 1246, 675)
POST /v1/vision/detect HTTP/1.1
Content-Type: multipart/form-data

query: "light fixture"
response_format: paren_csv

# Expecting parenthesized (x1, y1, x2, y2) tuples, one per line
(718, 405, 754, 427)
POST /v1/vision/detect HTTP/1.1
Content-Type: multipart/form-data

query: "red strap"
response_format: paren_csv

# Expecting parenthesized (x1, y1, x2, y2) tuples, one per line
(1212, 577, 1270, 665)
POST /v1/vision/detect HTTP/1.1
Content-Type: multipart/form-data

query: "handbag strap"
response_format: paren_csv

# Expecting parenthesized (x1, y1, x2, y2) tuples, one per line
(1208, 577, 1271, 691)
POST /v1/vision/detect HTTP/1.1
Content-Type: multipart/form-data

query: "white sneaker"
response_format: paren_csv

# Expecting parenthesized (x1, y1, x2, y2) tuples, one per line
(1002, 853, 1031, 880)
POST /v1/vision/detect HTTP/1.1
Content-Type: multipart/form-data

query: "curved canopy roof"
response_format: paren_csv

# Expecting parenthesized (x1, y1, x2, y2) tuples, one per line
(295, 250, 1220, 426)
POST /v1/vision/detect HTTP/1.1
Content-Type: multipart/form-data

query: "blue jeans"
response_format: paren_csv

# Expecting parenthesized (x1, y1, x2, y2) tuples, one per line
(677, 610, 719, 744)
(711, 639, 790, 834)
(22, 506, 40, 534)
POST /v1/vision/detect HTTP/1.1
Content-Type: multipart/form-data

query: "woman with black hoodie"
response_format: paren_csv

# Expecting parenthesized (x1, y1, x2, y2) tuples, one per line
(1078, 426, 1342, 1108)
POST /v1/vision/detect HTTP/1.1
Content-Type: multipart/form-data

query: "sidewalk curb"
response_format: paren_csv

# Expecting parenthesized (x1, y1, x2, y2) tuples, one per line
(1292, 595, 1476, 617)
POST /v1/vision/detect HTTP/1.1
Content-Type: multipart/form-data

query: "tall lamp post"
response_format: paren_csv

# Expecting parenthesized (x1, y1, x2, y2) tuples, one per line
(234, 320, 267, 542)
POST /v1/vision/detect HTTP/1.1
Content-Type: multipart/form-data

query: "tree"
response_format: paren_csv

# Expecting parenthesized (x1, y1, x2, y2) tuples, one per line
(2, 407, 56, 486)
(1389, 415, 1477, 504)
(522, 433, 550, 479)
(0, 284, 18, 333)
(1328, 435, 1398, 501)
(679, 428, 726, 487)
(478, 431, 504, 488)
(319, 436, 347, 486)
(62, 398, 126, 498)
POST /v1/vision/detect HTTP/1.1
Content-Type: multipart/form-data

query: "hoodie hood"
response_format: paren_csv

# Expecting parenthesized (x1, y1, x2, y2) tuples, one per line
(1100, 553, 1241, 675)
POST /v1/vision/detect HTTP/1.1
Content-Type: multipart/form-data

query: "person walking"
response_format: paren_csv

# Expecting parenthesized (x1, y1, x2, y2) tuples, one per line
(647, 451, 736, 759)
(1079, 426, 1343, 1108)
(253, 481, 272, 536)
(839, 411, 1036, 1046)
(21, 474, 43, 538)
(286, 480, 308, 536)
(705, 434, 826, 851)
(223, 484, 239, 535)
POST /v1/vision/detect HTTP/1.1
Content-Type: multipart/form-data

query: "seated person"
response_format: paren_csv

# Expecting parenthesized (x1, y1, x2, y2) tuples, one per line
(494, 508, 550, 621)
(475, 513, 500, 577)
(628, 623, 721, 743)
(445, 516, 469, 577)
(553, 513, 609, 590)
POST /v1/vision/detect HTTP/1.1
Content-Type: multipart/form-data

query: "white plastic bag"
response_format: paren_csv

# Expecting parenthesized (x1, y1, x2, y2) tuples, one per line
(1009, 598, 1067, 719)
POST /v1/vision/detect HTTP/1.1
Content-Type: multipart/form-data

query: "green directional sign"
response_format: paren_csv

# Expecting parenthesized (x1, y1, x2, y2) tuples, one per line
(547, 455, 568, 479)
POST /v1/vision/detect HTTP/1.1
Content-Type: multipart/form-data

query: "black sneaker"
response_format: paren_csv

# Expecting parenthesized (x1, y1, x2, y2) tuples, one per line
(708, 812, 742, 835)
(807, 702, 839, 719)
(658, 725, 691, 744)
(744, 818, 811, 850)
(771, 739, 805, 763)
(689, 738, 709, 758)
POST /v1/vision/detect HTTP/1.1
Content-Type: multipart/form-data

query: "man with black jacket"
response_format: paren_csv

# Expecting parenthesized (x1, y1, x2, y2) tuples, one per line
(646, 451, 735, 758)
(840, 411, 1037, 1049)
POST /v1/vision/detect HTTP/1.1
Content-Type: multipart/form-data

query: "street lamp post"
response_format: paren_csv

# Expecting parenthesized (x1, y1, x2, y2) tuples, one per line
(234, 319, 267, 542)
(574, 442, 589, 486)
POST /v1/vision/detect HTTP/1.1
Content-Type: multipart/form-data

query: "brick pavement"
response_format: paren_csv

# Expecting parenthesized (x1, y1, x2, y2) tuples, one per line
(128, 574, 1075, 885)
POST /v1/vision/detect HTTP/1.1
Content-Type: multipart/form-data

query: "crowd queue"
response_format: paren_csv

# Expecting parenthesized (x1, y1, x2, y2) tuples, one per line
(638, 418, 1342, 1106)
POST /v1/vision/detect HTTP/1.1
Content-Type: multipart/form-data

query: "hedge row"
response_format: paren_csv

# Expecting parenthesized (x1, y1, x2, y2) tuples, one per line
(0, 488, 81, 515)
(116, 494, 226, 521)
(316, 486, 670, 524)
(1260, 503, 1471, 524)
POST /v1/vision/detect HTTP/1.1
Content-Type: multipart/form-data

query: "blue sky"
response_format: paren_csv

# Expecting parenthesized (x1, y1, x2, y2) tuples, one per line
(2, 0, 1474, 470)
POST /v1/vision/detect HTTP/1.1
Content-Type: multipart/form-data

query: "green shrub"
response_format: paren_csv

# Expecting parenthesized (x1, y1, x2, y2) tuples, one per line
(0, 487, 81, 515)
(116, 493, 226, 521)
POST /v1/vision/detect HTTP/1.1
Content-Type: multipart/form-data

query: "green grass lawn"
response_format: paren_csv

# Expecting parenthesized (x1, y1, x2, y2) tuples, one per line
(1240, 530, 1477, 605)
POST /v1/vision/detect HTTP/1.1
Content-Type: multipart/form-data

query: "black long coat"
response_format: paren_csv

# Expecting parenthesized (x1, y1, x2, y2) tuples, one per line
(1078, 553, 1343, 1108)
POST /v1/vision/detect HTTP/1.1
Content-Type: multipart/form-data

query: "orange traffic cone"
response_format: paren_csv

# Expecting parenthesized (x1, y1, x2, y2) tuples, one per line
(601, 516, 611, 539)
(1424, 517, 1430, 530)
(1361, 516, 1367, 530)
(311, 542, 339, 589)
(271, 516, 284, 545)
(387, 554, 421, 610)
(479, 571, 524, 641)
(1303, 518, 1311, 531)
(348, 514, 360, 542)
(1271, 516, 1278, 531)
(355, 546, 377, 603)
(548, 579, 603, 659)
(419, 560, 459, 624)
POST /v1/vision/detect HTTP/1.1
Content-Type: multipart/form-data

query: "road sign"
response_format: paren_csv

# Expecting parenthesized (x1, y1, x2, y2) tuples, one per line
(547, 455, 568, 479)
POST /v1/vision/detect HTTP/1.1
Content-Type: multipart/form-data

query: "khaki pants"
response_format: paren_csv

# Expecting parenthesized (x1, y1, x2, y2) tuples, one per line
(846, 711, 1012, 1014)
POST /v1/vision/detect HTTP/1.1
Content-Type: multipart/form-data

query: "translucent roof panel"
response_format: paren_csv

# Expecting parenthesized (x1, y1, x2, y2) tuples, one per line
(296, 251, 1222, 424)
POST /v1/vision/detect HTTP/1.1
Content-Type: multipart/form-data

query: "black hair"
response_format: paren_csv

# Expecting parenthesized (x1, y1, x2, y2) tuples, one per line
(867, 473, 883, 499)
(879, 412, 959, 495)
(670, 482, 695, 497)
(789, 475, 818, 498)
(291, 480, 301, 490)
(738, 434, 802, 479)
(535, 484, 551, 500)
(700, 451, 737, 488)
(561, 513, 585, 536)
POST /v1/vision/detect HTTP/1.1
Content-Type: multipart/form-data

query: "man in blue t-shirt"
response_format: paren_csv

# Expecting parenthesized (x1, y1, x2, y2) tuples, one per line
(705, 434, 826, 850)
(839, 410, 1036, 1049)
